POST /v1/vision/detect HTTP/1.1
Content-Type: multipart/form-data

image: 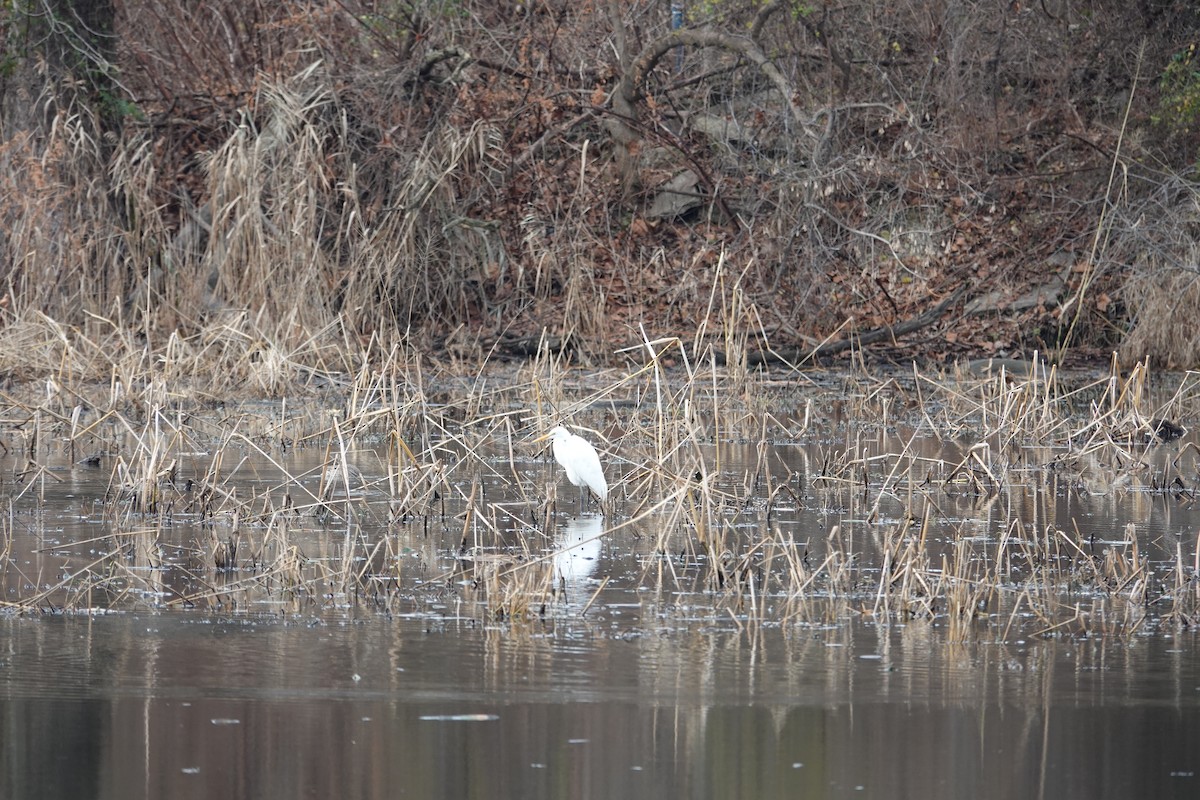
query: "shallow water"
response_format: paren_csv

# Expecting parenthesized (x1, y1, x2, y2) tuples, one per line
(3, 383, 1200, 798)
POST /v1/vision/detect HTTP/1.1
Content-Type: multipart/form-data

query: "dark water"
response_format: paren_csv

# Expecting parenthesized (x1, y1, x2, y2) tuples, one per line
(2, 611, 1198, 800)
(4, 394, 1200, 798)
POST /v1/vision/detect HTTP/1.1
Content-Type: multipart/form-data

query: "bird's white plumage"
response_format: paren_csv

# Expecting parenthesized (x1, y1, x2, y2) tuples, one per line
(548, 425, 607, 502)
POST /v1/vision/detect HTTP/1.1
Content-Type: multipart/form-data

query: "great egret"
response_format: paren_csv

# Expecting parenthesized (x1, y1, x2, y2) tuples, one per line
(543, 425, 607, 510)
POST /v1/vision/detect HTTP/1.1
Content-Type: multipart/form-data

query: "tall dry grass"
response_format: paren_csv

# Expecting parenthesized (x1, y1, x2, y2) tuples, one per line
(0, 60, 509, 390)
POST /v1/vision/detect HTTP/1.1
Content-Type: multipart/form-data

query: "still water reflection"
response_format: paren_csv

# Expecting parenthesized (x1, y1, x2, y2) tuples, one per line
(2, 610, 1197, 800)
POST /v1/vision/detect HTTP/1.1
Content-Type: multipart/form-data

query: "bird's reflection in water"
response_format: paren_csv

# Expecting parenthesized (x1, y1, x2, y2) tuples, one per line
(553, 514, 603, 598)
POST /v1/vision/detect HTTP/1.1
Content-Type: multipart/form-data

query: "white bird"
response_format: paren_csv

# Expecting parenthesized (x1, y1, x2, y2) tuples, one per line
(544, 425, 607, 509)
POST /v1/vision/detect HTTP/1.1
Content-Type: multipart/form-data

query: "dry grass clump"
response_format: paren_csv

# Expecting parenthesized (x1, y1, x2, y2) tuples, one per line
(1110, 175, 1200, 369)
(0, 61, 507, 382)
(458, 551, 559, 624)
(1120, 267, 1200, 369)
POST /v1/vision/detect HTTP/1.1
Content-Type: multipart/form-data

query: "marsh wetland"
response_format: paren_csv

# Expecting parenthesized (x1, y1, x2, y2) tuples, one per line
(2, 355, 1200, 799)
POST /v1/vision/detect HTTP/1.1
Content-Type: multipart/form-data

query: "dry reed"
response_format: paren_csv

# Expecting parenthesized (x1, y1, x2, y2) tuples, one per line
(0, 325, 1197, 641)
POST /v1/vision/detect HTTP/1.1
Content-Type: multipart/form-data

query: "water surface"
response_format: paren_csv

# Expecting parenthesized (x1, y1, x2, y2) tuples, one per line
(2, 612, 1197, 800)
